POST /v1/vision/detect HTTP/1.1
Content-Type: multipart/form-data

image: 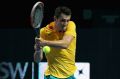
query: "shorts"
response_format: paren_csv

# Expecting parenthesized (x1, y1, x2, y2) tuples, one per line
(44, 75, 76, 79)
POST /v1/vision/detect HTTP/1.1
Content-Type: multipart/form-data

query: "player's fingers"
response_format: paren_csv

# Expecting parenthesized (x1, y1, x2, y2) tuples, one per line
(35, 37, 40, 44)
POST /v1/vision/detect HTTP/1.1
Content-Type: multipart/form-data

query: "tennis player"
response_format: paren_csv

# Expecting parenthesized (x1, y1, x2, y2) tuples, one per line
(34, 6, 77, 79)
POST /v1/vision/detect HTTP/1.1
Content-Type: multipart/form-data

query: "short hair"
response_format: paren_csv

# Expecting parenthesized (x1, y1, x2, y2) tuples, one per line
(54, 6, 72, 18)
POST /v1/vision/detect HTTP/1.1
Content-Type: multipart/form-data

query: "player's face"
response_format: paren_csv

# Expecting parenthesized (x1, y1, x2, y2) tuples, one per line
(55, 13, 71, 31)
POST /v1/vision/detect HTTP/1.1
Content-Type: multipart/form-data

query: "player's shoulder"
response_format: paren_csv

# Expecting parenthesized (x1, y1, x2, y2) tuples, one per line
(69, 21, 76, 25)
(49, 21, 55, 26)
(46, 21, 55, 30)
(41, 21, 54, 29)
(40, 21, 55, 33)
(68, 21, 76, 28)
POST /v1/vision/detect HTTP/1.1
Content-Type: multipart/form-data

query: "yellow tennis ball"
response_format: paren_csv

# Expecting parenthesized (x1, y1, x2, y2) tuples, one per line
(43, 46, 50, 54)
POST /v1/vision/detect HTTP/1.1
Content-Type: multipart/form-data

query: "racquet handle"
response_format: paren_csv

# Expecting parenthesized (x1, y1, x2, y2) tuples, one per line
(34, 28, 40, 38)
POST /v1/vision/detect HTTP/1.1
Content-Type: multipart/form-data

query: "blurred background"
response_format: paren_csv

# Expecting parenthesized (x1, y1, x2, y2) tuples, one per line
(0, 0, 120, 79)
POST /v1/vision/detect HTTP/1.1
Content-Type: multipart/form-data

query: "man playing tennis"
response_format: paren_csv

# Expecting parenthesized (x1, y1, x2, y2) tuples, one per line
(34, 6, 77, 79)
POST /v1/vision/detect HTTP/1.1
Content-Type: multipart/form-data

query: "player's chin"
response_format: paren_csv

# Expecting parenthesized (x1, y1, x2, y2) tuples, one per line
(61, 25, 66, 27)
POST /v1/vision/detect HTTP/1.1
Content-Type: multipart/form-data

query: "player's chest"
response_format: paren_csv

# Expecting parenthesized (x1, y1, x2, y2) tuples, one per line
(45, 32, 64, 40)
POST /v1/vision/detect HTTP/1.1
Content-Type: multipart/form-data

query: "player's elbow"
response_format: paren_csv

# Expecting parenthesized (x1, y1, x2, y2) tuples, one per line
(61, 38, 72, 49)
(34, 59, 41, 63)
(61, 43, 69, 49)
(34, 56, 43, 63)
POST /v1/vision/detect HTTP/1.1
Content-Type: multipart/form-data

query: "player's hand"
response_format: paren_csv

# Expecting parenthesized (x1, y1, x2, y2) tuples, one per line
(35, 37, 46, 46)
(35, 37, 42, 51)
(35, 37, 40, 44)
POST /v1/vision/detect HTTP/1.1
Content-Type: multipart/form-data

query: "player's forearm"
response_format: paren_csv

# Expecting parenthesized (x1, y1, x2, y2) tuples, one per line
(44, 40, 69, 49)
(34, 48, 43, 63)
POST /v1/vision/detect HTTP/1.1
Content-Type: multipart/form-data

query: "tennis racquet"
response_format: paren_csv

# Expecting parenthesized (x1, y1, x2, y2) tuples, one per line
(30, 1, 44, 63)
(30, 1, 44, 38)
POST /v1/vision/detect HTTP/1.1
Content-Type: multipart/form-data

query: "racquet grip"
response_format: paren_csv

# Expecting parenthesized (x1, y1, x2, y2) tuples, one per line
(34, 28, 40, 38)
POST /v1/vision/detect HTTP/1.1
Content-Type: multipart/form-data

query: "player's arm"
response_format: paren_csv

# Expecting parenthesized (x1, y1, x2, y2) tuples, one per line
(34, 28, 46, 63)
(34, 43, 43, 63)
(39, 35, 74, 49)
